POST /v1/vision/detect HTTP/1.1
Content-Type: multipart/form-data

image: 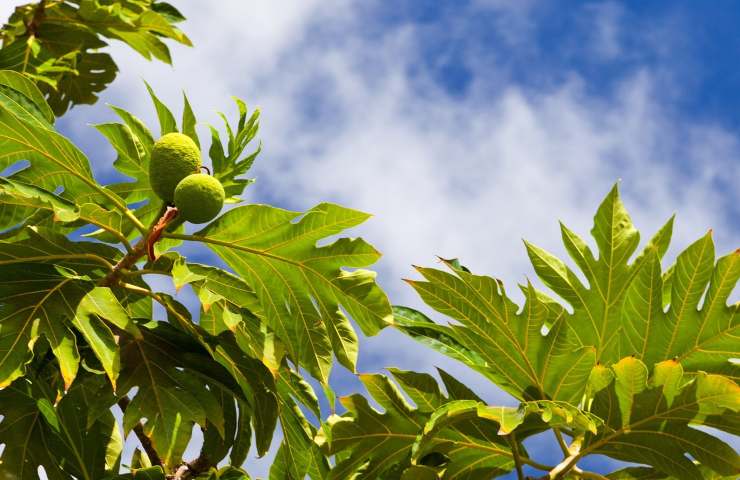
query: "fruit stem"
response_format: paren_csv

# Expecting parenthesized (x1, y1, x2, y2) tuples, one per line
(146, 206, 179, 262)
(99, 206, 178, 286)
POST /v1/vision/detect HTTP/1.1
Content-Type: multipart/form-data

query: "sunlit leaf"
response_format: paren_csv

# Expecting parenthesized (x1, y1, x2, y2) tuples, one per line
(192, 202, 393, 383)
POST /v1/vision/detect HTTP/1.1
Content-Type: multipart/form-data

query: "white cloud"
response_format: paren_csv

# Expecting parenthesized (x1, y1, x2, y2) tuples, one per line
(12, 0, 739, 474)
(581, 2, 624, 60)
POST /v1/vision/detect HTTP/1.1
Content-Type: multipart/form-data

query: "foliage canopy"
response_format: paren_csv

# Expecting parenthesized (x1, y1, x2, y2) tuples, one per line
(0, 2, 737, 479)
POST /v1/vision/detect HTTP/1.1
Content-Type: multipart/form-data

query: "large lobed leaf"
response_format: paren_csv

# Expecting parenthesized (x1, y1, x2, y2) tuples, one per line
(397, 185, 739, 405)
(524, 185, 739, 379)
(190, 202, 393, 384)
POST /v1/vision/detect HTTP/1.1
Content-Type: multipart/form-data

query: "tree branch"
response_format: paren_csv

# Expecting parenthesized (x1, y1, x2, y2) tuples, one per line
(99, 205, 176, 287)
(117, 396, 163, 468)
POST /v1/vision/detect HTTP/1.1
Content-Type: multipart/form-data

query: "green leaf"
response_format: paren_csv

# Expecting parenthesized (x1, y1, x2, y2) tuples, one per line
(399, 184, 739, 407)
(525, 185, 647, 362)
(317, 373, 516, 480)
(413, 398, 601, 462)
(145, 81, 177, 136)
(182, 92, 200, 147)
(0, 96, 118, 209)
(387, 367, 445, 412)
(192, 202, 392, 383)
(118, 325, 222, 468)
(209, 334, 279, 457)
(0, 176, 80, 231)
(195, 466, 251, 479)
(585, 357, 740, 479)
(398, 270, 596, 402)
(0, 70, 54, 126)
(607, 464, 738, 479)
(208, 99, 261, 202)
(0, 0, 191, 115)
(0, 372, 122, 480)
(270, 366, 329, 480)
(0, 229, 122, 388)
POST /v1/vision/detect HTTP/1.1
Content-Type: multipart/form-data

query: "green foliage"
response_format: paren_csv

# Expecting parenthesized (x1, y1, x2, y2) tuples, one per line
(0, 0, 191, 115)
(394, 186, 739, 479)
(0, 52, 391, 474)
(0, 4, 736, 479)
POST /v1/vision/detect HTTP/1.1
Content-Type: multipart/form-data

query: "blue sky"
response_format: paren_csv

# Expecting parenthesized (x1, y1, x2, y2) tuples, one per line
(3, 0, 738, 477)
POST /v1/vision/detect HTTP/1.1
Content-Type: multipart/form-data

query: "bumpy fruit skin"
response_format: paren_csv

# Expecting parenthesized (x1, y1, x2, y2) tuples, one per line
(149, 133, 201, 202)
(174, 174, 225, 224)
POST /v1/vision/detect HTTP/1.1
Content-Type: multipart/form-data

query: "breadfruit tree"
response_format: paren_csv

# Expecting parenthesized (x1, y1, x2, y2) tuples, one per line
(0, 2, 737, 480)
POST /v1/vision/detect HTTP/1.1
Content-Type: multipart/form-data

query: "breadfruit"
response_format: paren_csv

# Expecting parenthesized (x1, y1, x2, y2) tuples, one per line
(149, 133, 202, 202)
(174, 173, 225, 224)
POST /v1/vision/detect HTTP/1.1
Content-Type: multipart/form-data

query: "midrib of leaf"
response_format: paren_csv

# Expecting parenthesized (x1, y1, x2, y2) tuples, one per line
(0, 253, 113, 269)
(630, 257, 658, 359)
(300, 269, 355, 365)
(365, 444, 412, 478)
(137, 339, 165, 416)
(238, 253, 325, 378)
(551, 348, 595, 399)
(620, 428, 729, 466)
(0, 195, 129, 244)
(20, 411, 39, 478)
(449, 453, 506, 480)
(596, 200, 631, 358)
(332, 435, 413, 479)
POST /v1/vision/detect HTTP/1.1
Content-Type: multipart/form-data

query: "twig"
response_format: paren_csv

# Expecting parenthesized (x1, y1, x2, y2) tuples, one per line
(553, 428, 570, 456)
(573, 467, 609, 480)
(98, 237, 148, 287)
(537, 434, 584, 480)
(172, 441, 213, 479)
(509, 433, 525, 480)
(117, 396, 163, 468)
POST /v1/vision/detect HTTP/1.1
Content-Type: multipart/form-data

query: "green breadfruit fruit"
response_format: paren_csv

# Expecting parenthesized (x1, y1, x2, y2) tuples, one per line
(149, 132, 202, 202)
(174, 173, 225, 224)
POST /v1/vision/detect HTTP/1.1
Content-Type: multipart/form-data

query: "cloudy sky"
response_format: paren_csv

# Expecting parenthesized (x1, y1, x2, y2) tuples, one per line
(3, 0, 738, 476)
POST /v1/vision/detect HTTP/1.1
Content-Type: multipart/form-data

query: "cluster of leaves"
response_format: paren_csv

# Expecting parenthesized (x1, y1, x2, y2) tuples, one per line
(0, 0, 191, 115)
(0, 45, 392, 480)
(370, 186, 739, 479)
